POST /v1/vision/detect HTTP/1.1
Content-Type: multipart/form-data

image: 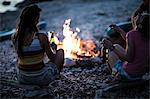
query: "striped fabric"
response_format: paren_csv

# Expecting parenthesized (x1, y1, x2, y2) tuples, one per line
(18, 37, 45, 71)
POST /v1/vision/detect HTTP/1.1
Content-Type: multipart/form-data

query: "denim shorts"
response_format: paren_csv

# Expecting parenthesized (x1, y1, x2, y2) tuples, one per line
(17, 62, 58, 86)
(114, 60, 142, 80)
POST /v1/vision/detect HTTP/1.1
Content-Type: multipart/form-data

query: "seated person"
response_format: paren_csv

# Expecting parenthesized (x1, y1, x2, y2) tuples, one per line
(12, 5, 64, 85)
(102, 14, 149, 80)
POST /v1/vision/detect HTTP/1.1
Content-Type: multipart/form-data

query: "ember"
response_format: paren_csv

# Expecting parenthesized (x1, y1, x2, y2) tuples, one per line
(77, 39, 98, 58)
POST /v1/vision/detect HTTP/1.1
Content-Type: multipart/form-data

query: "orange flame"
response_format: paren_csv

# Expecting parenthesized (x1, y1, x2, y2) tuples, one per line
(49, 19, 98, 59)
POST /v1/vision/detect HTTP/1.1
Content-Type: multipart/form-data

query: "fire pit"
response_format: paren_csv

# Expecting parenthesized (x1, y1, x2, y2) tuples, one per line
(48, 19, 102, 66)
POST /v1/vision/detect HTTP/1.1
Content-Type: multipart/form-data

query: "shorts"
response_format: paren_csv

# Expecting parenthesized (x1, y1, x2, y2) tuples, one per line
(114, 60, 142, 80)
(17, 62, 58, 86)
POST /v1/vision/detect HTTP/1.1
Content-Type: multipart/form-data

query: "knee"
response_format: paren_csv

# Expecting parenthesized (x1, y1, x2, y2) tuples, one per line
(57, 49, 64, 56)
(114, 44, 125, 53)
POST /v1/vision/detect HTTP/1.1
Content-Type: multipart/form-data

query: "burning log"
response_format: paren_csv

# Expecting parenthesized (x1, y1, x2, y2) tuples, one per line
(64, 56, 102, 67)
(48, 19, 101, 62)
(76, 54, 92, 59)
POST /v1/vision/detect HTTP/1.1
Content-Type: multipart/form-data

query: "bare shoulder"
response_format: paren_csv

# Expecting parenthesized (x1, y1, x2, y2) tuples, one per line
(36, 32, 49, 47)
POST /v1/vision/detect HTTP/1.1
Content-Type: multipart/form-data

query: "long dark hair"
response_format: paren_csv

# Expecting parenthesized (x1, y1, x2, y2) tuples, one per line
(137, 14, 149, 40)
(14, 5, 41, 57)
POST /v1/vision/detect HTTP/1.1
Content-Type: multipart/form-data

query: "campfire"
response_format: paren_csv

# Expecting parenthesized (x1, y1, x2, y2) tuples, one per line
(48, 19, 101, 66)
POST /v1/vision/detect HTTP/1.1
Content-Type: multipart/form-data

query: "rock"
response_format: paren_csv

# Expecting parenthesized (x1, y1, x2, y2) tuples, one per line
(95, 89, 103, 99)
(96, 11, 107, 16)
(90, 57, 102, 63)
(64, 58, 76, 67)
(2, 1, 11, 6)
(23, 89, 51, 98)
(142, 73, 150, 80)
(6, 67, 15, 73)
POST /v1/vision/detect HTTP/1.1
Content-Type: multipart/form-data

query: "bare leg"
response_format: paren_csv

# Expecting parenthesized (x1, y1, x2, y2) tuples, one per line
(108, 44, 125, 69)
(54, 49, 64, 72)
(108, 51, 119, 69)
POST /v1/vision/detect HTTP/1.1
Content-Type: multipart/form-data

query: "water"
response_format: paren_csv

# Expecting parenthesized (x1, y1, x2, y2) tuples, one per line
(0, 0, 24, 13)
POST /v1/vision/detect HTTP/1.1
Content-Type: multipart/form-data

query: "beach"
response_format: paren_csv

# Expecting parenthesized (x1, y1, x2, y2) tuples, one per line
(1, 0, 149, 98)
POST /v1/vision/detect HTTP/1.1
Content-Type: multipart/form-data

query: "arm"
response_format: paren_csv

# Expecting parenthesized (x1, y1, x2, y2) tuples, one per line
(113, 37, 134, 62)
(11, 33, 16, 45)
(38, 33, 56, 62)
(11, 33, 18, 50)
(118, 29, 126, 41)
(102, 37, 134, 62)
(112, 26, 126, 41)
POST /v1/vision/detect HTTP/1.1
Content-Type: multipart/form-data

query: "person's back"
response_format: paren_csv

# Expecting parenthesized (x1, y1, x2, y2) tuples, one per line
(13, 31, 58, 85)
(18, 34, 45, 71)
(123, 30, 149, 76)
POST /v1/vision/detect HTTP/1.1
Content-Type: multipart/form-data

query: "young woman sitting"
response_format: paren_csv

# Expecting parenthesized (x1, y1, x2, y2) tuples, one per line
(12, 5, 64, 86)
(102, 14, 149, 81)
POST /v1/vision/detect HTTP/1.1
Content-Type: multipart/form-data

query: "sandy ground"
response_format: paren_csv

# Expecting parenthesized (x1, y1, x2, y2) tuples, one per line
(1, 0, 149, 98)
